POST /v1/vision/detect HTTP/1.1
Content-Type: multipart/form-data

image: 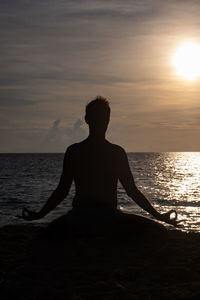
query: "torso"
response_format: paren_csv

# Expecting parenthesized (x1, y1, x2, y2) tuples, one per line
(69, 138, 122, 208)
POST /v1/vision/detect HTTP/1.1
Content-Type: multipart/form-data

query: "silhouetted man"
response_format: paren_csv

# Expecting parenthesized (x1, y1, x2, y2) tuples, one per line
(21, 96, 180, 239)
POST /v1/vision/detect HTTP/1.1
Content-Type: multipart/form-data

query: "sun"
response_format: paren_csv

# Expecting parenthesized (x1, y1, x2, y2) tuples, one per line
(172, 42, 200, 81)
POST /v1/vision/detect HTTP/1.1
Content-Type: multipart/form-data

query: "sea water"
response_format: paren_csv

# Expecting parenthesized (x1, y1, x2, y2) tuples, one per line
(1, 152, 200, 232)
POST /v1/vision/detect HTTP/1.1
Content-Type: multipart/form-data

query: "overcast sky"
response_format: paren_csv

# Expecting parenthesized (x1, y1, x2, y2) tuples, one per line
(1, 0, 200, 152)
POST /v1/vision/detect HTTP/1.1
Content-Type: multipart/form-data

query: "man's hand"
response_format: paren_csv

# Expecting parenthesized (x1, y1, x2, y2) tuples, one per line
(17, 208, 42, 221)
(159, 210, 183, 227)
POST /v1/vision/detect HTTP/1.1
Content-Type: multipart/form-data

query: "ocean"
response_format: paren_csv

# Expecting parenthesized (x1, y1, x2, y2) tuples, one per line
(1, 152, 200, 232)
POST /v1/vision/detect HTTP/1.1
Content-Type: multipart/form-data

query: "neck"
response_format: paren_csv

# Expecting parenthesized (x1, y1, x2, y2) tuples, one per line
(88, 131, 106, 141)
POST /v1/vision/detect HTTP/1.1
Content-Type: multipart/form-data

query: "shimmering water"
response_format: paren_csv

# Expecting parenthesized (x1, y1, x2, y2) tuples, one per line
(1, 153, 200, 231)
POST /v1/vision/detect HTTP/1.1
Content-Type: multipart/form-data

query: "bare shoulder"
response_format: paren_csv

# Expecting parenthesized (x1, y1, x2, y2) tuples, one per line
(66, 143, 79, 151)
(64, 140, 88, 156)
(64, 143, 80, 158)
(107, 141, 127, 157)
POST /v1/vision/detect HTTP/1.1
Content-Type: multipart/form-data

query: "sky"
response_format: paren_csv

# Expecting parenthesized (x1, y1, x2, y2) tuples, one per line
(1, 0, 200, 152)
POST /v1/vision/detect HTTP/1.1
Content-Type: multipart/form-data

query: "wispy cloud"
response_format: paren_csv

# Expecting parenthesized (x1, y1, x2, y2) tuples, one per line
(1, 0, 200, 151)
(66, 119, 87, 144)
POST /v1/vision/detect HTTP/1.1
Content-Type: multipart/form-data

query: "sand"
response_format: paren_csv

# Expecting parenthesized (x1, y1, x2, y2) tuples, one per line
(1, 225, 200, 299)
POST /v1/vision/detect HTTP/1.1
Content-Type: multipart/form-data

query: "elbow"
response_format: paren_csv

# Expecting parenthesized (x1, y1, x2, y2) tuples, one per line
(126, 187, 140, 199)
(54, 188, 67, 202)
(127, 190, 134, 198)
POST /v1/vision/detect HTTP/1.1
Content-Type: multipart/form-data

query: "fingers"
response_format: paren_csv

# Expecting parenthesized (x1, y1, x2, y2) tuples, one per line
(168, 210, 178, 221)
(23, 207, 30, 214)
(16, 207, 38, 221)
(173, 219, 186, 227)
(15, 208, 30, 220)
(176, 219, 186, 224)
(22, 207, 33, 220)
(167, 220, 179, 227)
(22, 208, 28, 219)
(168, 218, 185, 227)
(162, 210, 185, 227)
(16, 215, 23, 219)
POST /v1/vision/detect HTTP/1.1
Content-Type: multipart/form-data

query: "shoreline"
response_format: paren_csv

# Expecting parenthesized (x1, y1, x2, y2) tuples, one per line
(1, 225, 200, 299)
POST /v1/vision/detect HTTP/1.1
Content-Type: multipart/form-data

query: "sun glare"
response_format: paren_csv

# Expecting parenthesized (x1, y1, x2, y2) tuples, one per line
(172, 42, 200, 81)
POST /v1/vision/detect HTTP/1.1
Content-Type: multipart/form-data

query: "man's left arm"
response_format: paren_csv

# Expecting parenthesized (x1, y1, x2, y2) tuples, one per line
(118, 148, 180, 226)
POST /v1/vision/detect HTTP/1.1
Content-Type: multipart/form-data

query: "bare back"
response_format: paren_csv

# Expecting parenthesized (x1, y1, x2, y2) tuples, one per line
(65, 138, 131, 208)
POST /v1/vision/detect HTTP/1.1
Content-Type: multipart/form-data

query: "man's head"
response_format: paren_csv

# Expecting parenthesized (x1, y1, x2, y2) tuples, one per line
(85, 96, 110, 134)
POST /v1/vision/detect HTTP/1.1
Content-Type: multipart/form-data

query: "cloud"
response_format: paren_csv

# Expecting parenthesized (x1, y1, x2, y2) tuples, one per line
(66, 119, 87, 145)
(46, 119, 61, 140)
(39, 118, 65, 152)
(41, 118, 87, 152)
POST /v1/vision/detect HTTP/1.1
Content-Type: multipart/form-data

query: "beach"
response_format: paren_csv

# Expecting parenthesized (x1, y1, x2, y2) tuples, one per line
(1, 225, 200, 299)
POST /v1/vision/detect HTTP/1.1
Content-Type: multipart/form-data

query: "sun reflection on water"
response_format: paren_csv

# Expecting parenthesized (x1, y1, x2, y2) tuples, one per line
(125, 152, 200, 232)
(169, 152, 200, 199)
(156, 153, 200, 231)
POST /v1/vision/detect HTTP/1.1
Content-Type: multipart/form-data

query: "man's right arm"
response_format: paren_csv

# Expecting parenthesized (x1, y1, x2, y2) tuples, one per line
(21, 146, 74, 221)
